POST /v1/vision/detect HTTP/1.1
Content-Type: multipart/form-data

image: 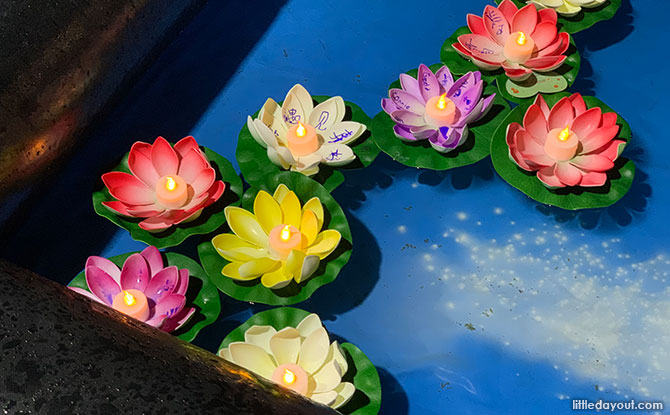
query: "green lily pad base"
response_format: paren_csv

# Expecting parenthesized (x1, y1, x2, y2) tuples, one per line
(69, 251, 221, 343)
(93, 146, 243, 249)
(494, 0, 622, 34)
(372, 64, 510, 170)
(198, 171, 352, 305)
(505, 72, 568, 99)
(218, 307, 381, 415)
(490, 92, 635, 209)
(236, 96, 380, 192)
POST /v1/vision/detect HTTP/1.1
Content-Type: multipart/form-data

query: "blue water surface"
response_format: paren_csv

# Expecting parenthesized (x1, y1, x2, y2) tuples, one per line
(8, 0, 668, 413)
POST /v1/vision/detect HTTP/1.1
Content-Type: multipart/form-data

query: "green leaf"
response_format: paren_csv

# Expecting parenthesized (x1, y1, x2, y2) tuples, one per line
(495, 36, 581, 104)
(198, 171, 352, 305)
(494, 0, 622, 34)
(372, 63, 510, 170)
(93, 146, 243, 249)
(218, 307, 381, 415)
(236, 96, 379, 193)
(440, 26, 500, 81)
(490, 93, 635, 209)
(68, 251, 221, 343)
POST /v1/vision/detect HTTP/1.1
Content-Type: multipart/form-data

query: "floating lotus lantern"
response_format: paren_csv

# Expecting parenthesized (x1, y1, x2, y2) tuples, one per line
(213, 184, 340, 289)
(453, 2, 569, 81)
(238, 84, 379, 191)
(381, 64, 495, 153)
(372, 63, 510, 170)
(441, 1, 581, 101)
(218, 308, 381, 414)
(490, 92, 635, 209)
(69, 246, 194, 331)
(94, 136, 242, 248)
(198, 173, 352, 305)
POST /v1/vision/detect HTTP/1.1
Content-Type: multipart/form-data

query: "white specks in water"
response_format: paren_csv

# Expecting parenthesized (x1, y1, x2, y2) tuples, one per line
(397, 225, 407, 234)
(457, 212, 468, 221)
(426, 227, 670, 400)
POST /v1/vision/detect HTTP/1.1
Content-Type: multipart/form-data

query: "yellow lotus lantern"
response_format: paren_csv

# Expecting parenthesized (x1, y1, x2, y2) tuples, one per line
(212, 184, 341, 289)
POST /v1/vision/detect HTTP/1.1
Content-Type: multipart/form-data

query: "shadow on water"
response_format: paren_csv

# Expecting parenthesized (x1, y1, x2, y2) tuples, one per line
(570, 0, 633, 96)
(302, 213, 382, 319)
(0, 0, 287, 283)
(573, 0, 634, 53)
(535, 140, 651, 230)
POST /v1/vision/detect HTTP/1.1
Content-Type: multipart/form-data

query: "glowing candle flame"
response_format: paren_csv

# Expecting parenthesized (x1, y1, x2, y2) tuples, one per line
(165, 176, 177, 191)
(296, 122, 306, 137)
(123, 290, 136, 306)
(558, 126, 571, 141)
(280, 225, 292, 241)
(283, 369, 296, 385)
(516, 32, 527, 46)
(436, 93, 448, 110)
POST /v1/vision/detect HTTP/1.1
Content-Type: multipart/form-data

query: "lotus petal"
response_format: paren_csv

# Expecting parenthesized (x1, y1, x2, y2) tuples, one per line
(580, 171, 608, 187)
(102, 172, 154, 206)
(418, 64, 441, 101)
(306, 230, 341, 259)
(322, 121, 364, 146)
(398, 73, 421, 98)
(467, 14, 488, 36)
(278, 190, 301, 228)
(175, 268, 189, 296)
(229, 342, 276, 379)
(260, 267, 292, 289)
(309, 97, 345, 132)
(434, 65, 454, 91)
(333, 382, 356, 409)
(128, 144, 161, 187)
(269, 328, 301, 365)
(483, 4, 510, 45)
(273, 183, 290, 203)
(119, 253, 150, 292)
(298, 327, 330, 374)
(223, 261, 270, 281)
(310, 391, 337, 407)
(571, 107, 602, 139)
(580, 125, 619, 153)
(312, 359, 342, 393)
(69, 286, 105, 304)
(239, 257, 282, 279)
(296, 314, 323, 338)
(212, 234, 268, 262)
(254, 190, 283, 234)
(547, 97, 575, 130)
(537, 165, 564, 188)
(555, 162, 582, 186)
(177, 148, 210, 183)
(389, 88, 425, 114)
(393, 124, 420, 141)
(570, 154, 615, 172)
(512, 4, 538, 35)
(498, 0, 519, 22)
(457, 34, 505, 63)
(86, 256, 121, 284)
(296, 255, 320, 284)
(85, 266, 121, 305)
(225, 206, 269, 248)
(317, 144, 355, 166)
(244, 325, 277, 354)
(283, 84, 314, 128)
(173, 136, 200, 159)
(144, 266, 179, 303)
(300, 209, 319, 246)
(150, 137, 179, 176)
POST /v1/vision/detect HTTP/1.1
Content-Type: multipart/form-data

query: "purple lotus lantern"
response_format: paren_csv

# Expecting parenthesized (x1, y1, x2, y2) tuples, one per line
(381, 64, 495, 153)
(69, 246, 194, 332)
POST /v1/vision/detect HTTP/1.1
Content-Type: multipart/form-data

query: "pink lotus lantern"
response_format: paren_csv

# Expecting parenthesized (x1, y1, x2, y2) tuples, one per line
(69, 246, 194, 332)
(506, 93, 625, 188)
(102, 136, 225, 231)
(453, 1, 570, 81)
